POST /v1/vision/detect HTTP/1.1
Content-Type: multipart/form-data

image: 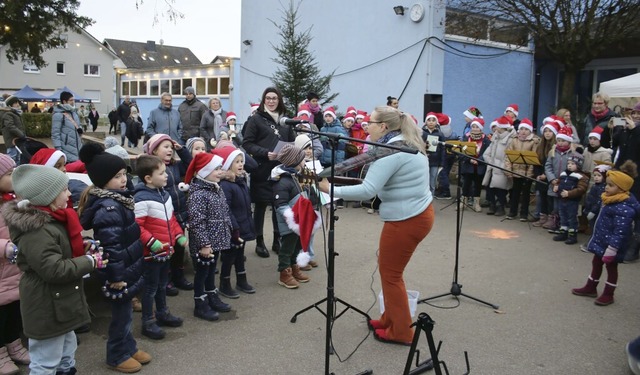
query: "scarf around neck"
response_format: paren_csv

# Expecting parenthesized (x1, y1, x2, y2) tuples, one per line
(89, 187, 135, 210)
(601, 191, 630, 206)
(265, 108, 281, 124)
(36, 205, 85, 257)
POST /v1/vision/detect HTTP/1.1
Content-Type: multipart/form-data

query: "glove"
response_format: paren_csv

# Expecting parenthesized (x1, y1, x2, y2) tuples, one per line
(149, 240, 163, 253)
(586, 212, 595, 221)
(90, 250, 108, 269)
(602, 246, 618, 264)
(5, 243, 18, 264)
(176, 235, 187, 247)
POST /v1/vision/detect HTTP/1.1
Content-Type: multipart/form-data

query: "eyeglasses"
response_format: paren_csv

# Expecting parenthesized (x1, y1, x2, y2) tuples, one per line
(592, 102, 605, 105)
(368, 121, 384, 126)
(265, 96, 279, 101)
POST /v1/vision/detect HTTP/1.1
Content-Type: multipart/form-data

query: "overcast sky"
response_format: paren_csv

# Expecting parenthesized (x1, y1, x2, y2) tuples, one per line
(78, 0, 242, 63)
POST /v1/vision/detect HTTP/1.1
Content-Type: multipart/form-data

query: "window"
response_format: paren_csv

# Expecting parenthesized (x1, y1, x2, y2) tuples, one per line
(171, 79, 181, 95)
(182, 78, 192, 89)
(84, 90, 101, 103)
(150, 80, 159, 96)
(130, 81, 138, 96)
(84, 64, 100, 76)
(445, 10, 529, 47)
(220, 77, 230, 95)
(196, 78, 206, 95)
(139, 81, 148, 96)
(160, 79, 170, 94)
(22, 62, 40, 73)
(122, 82, 130, 96)
(56, 62, 65, 75)
(207, 78, 219, 95)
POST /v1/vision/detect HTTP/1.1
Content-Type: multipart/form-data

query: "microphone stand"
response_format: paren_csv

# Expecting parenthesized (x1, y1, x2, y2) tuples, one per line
(293, 126, 417, 375)
(419, 145, 541, 309)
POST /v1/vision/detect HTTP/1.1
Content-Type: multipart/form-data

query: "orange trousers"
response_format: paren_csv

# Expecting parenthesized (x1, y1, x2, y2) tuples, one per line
(378, 204, 434, 342)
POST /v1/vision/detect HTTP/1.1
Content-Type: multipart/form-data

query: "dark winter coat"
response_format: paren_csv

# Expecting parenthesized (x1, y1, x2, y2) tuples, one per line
(557, 170, 588, 201)
(242, 110, 296, 203)
(461, 135, 491, 175)
(117, 101, 131, 123)
(108, 110, 118, 126)
(0, 108, 25, 147)
(178, 98, 208, 141)
(272, 167, 304, 237)
(2, 201, 94, 340)
(583, 182, 606, 217)
(186, 177, 233, 253)
(587, 194, 640, 262)
(582, 108, 617, 148)
(544, 147, 572, 197)
(220, 177, 256, 241)
(199, 109, 228, 144)
(165, 147, 192, 228)
(79, 188, 144, 301)
(125, 116, 144, 145)
(613, 125, 640, 169)
(421, 127, 444, 168)
(88, 110, 100, 129)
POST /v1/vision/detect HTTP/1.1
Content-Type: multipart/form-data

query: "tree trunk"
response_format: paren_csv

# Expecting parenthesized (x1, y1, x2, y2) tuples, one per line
(559, 67, 577, 111)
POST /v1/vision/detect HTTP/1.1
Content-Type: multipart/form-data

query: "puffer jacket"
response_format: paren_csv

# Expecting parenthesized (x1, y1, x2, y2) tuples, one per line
(583, 146, 612, 177)
(51, 105, 83, 162)
(133, 184, 184, 258)
(178, 98, 208, 141)
(2, 201, 93, 340)
(0, 199, 21, 305)
(79, 188, 144, 300)
(587, 194, 640, 262)
(220, 176, 256, 241)
(557, 170, 588, 201)
(544, 146, 572, 197)
(165, 147, 192, 228)
(0, 108, 25, 147)
(504, 133, 541, 178)
(271, 166, 304, 237)
(482, 128, 516, 190)
(583, 182, 606, 218)
(320, 118, 348, 165)
(187, 178, 232, 253)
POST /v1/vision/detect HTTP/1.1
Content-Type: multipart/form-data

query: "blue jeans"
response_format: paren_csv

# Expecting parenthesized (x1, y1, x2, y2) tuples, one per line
(558, 199, 579, 230)
(29, 331, 77, 375)
(193, 253, 217, 297)
(428, 165, 438, 195)
(107, 300, 137, 367)
(5, 147, 20, 166)
(437, 155, 455, 193)
(141, 261, 169, 322)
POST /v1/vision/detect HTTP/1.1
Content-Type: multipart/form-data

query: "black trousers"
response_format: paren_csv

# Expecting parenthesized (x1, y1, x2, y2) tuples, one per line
(0, 301, 22, 344)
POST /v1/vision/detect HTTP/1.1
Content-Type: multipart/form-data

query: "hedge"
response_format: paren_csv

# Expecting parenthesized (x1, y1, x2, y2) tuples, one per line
(21, 113, 52, 138)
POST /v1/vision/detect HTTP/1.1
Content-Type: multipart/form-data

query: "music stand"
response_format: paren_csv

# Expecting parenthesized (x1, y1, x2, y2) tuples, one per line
(503, 150, 541, 223)
(439, 141, 477, 212)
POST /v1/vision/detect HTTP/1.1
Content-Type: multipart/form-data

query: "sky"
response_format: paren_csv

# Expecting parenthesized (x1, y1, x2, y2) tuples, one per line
(78, 0, 242, 64)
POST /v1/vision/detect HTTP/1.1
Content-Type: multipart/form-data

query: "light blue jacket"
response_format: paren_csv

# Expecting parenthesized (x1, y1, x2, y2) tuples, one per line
(51, 105, 83, 162)
(334, 135, 432, 221)
(146, 104, 182, 142)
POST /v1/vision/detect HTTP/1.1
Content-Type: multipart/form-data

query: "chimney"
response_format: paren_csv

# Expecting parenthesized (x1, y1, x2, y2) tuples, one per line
(145, 40, 156, 52)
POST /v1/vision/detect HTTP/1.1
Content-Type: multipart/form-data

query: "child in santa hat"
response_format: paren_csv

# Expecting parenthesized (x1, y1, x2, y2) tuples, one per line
(504, 118, 540, 221)
(482, 116, 516, 216)
(461, 106, 483, 138)
(583, 127, 612, 184)
(421, 113, 445, 196)
(434, 113, 456, 200)
(182, 152, 233, 320)
(504, 104, 521, 129)
(532, 119, 558, 227)
(319, 106, 348, 166)
(543, 126, 574, 232)
(460, 117, 491, 212)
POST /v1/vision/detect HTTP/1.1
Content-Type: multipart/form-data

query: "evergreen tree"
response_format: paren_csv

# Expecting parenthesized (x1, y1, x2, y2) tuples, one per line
(270, 0, 338, 115)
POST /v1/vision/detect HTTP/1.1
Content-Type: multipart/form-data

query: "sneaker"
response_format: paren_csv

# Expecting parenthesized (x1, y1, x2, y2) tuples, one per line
(504, 215, 516, 220)
(519, 216, 529, 222)
(367, 208, 375, 214)
(434, 192, 452, 200)
(580, 243, 589, 253)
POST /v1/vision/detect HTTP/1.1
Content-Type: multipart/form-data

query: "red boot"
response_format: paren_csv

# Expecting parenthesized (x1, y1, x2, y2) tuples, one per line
(571, 276, 599, 297)
(595, 282, 616, 306)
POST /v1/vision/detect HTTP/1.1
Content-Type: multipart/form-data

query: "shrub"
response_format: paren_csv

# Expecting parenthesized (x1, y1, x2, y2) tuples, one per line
(22, 113, 52, 138)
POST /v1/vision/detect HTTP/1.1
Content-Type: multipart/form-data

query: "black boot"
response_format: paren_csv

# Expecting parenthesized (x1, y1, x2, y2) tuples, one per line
(219, 277, 240, 299)
(165, 281, 179, 296)
(207, 289, 232, 312)
(565, 229, 578, 245)
(553, 229, 568, 242)
(494, 204, 505, 217)
(272, 233, 281, 255)
(172, 268, 194, 290)
(486, 203, 496, 215)
(156, 309, 184, 327)
(141, 319, 166, 340)
(255, 235, 270, 258)
(194, 296, 219, 321)
(236, 273, 256, 294)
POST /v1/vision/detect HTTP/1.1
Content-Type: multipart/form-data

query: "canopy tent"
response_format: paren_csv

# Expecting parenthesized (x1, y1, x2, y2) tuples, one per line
(11, 85, 48, 101)
(599, 73, 640, 111)
(46, 86, 89, 102)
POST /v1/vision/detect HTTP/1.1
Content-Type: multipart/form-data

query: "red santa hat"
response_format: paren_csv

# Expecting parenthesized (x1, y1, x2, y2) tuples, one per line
(505, 104, 519, 117)
(179, 152, 224, 191)
(215, 145, 244, 171)
(541, 120, 559, 135)
(425, 112, 438, 124)
(436, 113, 451, 126)
(225, 112, 237, 123)
(470, 117, 485, 130)
(250, 103, 260, 112)
(362, 115, 370, 126)
(518, 118, 533, 132)
(30, 148, 66, 168)
(496, 116, 513, 129)
(556, 126, 573, 142)
(297, 103, 311, 117)
(323, 106, 336, 119)
(589, 126, 604, 140)
(490, 118, 500, 129)
(355, 110, 366, 120)
(343, 113, 355, 123)
(283, 195, 322, 266)
(346, 106, 357, 116)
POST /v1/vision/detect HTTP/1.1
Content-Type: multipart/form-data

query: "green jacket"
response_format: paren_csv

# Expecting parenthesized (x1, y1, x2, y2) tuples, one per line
(0, 108, 25, 147)
(1, 201, 94, 340)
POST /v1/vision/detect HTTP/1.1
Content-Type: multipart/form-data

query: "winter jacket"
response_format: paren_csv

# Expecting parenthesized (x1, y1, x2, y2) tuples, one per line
(557, 170, 588, 201)
(421, 127, 445, 168)
(583, 182, 606, 217)
(165, 147, 192, 228)
(186, 177, 232, 253)
(0, 200, 20, 306)
(582, 108, 617, 147)
(51, 105, 83, 162)
(350, 124, 368, 153)
(117, 101, 131, 123)
(220, 176, 256, 241)
(613, 126, 640, 168)
(134, 184, 184, 259)
(544, 146, 572, 197)
(178, 98, 208, 141)
(2, 201, 94, 340)
(460, 135, 490, 175)
(88, 110, 99, 129)
(587, 194, 640, 262)
(200, 109, 228, 144)
(271, 166, 304, 236)
(482, 128, 516, 190)
(0, 108, 25, 147)
(242, 110, 296, 203)
(583, 146, 612, 177)
(320, 118, 348, 165)
(504, 133, 541, 179)
(146, 104, 182, 143)
(125, 116, 144, 145)
(79, 189, 144, 301)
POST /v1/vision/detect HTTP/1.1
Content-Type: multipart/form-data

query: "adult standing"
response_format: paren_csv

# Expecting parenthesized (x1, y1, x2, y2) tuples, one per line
(582, 92, 617, 148)
(117, 95, 131, 147)
(178, 86, 207, 144)
(556, 108, 580, 144)
(319, 106, 434, 345)
(108, 108, 118, 135)
(146, 93, 182, 143)
(78, 105, 89, 131)
(386, 96, 399, 109)
(1, 96, 26, 165)
(88, 104, 100, 132)
(199, 97, 228, 148)
(242, 87, 296, 258)
(51, 91, 83, 163)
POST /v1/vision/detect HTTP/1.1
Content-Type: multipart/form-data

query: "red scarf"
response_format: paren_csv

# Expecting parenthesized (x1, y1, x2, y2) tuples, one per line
(591, 108, 608, 122)
(36, 206, 85, 258)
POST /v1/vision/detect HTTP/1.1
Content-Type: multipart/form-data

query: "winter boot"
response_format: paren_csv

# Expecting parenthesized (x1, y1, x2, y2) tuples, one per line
(291, 264, 310, 283)
(272, 233, 281, 255)
(206, 289, 231, 312)
(110, 357, 141, 374)
(236, 273, 256, 294)
(473, 197, 482, 213)
(486, 203, 496, 215)
(172, 268, 194, 291)
(131, 350, 152, 365)
(254, 235, 269, 258)
(553, 229, 568, 242)
(165, 282, 179, 296)
(595, 282, 617, 306)
(0, 346, 19, 375)
(194, 296, 219, 321)
(532, 214, 548, 227)
(219, 277, 240, 299)
(565, 229, 578, 245)
(494, 204, 505, 217)
(571, 276, 599, 297)
(156, 309, 183, 327)
(6, 339, 29, 365)
(141, 320, 166, 340)
(543, 214, 559, 231)
(278, 267, 299, 289)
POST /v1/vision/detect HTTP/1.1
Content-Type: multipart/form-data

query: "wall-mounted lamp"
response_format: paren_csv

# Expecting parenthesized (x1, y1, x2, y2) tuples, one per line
(393, 6, 407, 16)
(242, 39, 252, 46)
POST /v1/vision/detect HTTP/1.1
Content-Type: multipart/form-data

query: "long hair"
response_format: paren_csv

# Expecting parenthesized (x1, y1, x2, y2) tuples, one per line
(536, 131, 556, 163)
(257, 87, 286, 114)
(373, 106, 426, 154)
(76, 184, 95, 218)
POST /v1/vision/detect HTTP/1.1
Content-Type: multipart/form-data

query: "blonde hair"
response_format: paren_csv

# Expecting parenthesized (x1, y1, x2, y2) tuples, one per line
(592, 92, 610, 105)
(76, 184, 95, 218)
(372, 106, 426, 154)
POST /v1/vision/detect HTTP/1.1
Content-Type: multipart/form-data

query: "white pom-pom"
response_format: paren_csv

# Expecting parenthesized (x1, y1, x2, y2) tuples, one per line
(296, 251, 311, 267)
(178, 182, 189, 191)
(210, 138, 217, 148)
(17, 199, 30, 209)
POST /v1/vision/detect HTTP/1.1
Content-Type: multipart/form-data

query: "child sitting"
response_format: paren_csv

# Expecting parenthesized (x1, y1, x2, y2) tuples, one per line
(552, 152, 588, 244)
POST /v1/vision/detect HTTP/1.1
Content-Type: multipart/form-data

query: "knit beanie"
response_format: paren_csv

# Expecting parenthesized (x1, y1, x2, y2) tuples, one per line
(12, 164, 69, 206)
(143, 134, 173, 155)
(295, 134, 312, 150)
(0, 154, 16, 176)
(608, 171, 634, 192)
(186, 137, 206, 154)
(4, 96, 20, 108)
(104, 144, 130, 160)
(184, 86, 195, 95)
(104, 136, 120, 149)
(79, 143, 127, 188)
(278, 144, 305, 168)
(30, 148, 66, 168)
(568, 152, 584, 170)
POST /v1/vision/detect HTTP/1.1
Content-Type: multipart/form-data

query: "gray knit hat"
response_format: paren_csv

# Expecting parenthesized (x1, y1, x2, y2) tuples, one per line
(12, 164, 69, 206)
(186, 137, 206, 154)
(277, 144, 305, 168)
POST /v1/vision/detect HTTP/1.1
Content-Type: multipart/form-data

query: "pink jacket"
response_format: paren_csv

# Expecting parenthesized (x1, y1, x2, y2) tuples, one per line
(0, 200, 21, 305)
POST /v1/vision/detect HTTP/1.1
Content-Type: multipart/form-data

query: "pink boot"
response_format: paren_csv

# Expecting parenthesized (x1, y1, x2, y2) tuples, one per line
(571, 276, 599, 297)
(0, 346, 18, 375)
(595, 282, 616, 306)
(6, 339, 29, 365)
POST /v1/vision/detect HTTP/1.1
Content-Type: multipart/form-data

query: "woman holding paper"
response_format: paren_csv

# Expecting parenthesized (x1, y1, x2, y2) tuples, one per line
(242, 87, 296, 258)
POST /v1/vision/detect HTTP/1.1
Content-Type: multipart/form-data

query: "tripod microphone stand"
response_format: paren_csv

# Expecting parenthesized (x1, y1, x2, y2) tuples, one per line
(292, 127, 417, 375)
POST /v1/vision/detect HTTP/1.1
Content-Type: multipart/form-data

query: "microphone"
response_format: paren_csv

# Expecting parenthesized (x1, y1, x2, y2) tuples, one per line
(279, 117, 309, 126)
(431, 140, 467, 151)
